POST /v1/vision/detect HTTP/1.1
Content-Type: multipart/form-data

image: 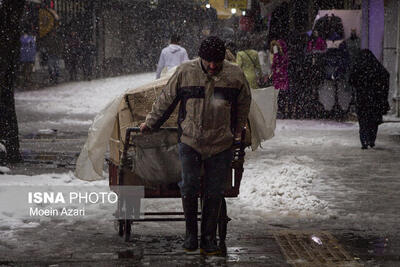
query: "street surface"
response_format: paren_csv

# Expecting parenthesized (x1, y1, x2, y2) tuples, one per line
(1, 76, 399, 266)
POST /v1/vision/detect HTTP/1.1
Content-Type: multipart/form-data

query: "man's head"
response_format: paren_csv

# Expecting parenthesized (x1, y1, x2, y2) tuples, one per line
(170, 34, 181, 44)
(198, 36, 225, 76)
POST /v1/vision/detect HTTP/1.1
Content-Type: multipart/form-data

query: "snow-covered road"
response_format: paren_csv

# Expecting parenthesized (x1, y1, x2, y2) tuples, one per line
(2, 72, 399, 248)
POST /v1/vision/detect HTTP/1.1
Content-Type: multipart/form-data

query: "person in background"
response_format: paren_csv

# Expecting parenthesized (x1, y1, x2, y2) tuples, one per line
(270, 39, 289, 118)
(236, 36, 262, 89)
(257, 38, 271, 78)
(307, 30, 327, 54)
(288, 31, 309, 119)
(64, 31, 81, 81)
(81, 40, 96, 80)
(42, 30, 62, 84)
(19, 31, 36, 87)
(349, 49, 390, 149)
(225, 41, 237, 62)
(344, 28, 361, 113)
(306, 30, 327, 119)
(140, 36, 251, 255)
(155, 34, 189, 79)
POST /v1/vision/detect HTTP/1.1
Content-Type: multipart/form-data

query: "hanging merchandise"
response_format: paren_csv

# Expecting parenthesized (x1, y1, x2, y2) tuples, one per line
(313, 10, 362, 41)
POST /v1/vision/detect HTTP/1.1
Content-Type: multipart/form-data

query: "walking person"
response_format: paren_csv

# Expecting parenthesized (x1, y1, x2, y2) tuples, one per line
(140, 36, 251, 255)
(270, 39, 290, 118)
(41, 30, 62, 84)
(236, 36, 262, 89)
(19, 31, 36, 87)
(64, 31, 81, 81)
(81, 40, 96, 80)
(155, 34, 189, 79)
(349, 49, 390, 149)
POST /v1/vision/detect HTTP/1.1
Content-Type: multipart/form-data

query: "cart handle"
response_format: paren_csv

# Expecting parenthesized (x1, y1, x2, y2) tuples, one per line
(119, 127, 246, 185)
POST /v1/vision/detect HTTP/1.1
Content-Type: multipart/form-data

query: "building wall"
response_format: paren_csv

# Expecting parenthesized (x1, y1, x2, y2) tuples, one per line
(383, 0, 399, 110)
(103, 9, 122, 59)
(396, 1, 400, 116)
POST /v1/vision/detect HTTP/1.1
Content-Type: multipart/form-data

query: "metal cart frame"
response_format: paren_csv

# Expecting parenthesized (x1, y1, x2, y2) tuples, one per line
(108, 127, 246, 245)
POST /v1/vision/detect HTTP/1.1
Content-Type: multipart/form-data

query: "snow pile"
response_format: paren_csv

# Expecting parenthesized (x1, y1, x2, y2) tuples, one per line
(380, 122, 400, 135)
(0, 166, 10, 174)
(231, 154, 329, 218)
(0, 172, 113, 236)
(276, 119, 357, 131)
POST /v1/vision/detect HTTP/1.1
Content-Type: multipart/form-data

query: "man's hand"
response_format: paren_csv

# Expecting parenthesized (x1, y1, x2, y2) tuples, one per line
(139, 122, 150, 133)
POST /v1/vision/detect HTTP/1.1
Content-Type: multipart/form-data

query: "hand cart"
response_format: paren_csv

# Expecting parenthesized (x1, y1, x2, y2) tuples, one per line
(108, 127, 246, 249)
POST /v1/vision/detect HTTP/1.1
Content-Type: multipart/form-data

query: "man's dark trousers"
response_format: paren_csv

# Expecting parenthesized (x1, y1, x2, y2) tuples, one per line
(178, 142, 232, 254)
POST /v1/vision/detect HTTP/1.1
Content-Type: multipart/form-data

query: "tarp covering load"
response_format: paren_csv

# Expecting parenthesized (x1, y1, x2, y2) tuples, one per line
(75, 68, 278, 183)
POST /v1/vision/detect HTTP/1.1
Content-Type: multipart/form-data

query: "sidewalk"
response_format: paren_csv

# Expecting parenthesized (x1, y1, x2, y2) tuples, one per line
(5, 75, 400, 266)
(2, 119, 398, 266)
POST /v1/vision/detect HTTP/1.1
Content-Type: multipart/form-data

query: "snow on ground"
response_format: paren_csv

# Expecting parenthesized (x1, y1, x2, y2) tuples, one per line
(4, 72, 400, 236)
(15, 73, 154, 115)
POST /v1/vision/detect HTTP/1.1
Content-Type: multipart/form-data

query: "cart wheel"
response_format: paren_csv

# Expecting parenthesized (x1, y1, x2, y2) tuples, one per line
(118, 220, 124, 237)
(124, 219, 132, 242)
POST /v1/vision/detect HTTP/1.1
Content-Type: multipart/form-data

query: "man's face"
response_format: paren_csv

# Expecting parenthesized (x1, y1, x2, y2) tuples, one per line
(201, 59, 223, 76)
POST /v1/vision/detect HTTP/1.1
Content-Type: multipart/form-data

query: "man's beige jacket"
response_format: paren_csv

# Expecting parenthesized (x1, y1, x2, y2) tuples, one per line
(145, 58, 251, 158)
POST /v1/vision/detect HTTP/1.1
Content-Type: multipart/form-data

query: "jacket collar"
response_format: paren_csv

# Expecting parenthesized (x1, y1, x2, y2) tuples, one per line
(197, 57, 225, 81)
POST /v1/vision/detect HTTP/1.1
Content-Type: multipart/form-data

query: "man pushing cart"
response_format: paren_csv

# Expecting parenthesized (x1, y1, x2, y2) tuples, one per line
(140, 36, 251, 255)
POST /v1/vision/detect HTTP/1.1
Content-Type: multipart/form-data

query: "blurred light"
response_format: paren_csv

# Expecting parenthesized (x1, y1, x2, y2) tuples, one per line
(206, 4, 211, 9)
(242, 11, 246, 16)
(183, 20, 186, 23)
(231, 8, 237, 14)
(311, 235, 323, 245)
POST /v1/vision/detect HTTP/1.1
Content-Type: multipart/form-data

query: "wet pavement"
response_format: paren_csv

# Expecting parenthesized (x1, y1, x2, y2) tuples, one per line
(5, 131, 400, 266)
(3, 92, 400, 266)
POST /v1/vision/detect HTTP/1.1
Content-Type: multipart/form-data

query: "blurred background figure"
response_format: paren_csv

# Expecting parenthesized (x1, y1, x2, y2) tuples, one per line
(256, 33, 271, 78)
(270, 39, 289, 118)
(236, 36, 262, 89)
(64, 31, 81, 81)
(349, 49, 390, 149)
(225, 41, 237, 62)
(41, 30, 63, 84)
(19, 31, 36, 87)
(155, 34, 189, 79)
(82, 40, 96, 81)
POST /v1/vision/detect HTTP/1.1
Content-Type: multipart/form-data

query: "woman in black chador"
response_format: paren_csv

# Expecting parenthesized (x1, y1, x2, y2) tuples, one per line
(349, 49, 390, 149)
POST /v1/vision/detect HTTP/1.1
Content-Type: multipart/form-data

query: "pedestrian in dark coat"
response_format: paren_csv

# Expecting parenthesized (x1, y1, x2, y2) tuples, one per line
(19, 31, 37, 86)
(64, 31, 81, 81)
(349, 49, 390, 149)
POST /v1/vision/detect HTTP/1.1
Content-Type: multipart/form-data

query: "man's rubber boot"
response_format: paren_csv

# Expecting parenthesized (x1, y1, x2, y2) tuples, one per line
(200, 195, 222, 256)
(218, 198, 229, 256)
(182, 195, 198, 252)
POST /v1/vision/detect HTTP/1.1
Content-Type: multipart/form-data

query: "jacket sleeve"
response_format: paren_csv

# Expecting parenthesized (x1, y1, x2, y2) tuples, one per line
(156, 50, 166, 79)
(145, 70, 181, 129)
(235, 73, 252, 133)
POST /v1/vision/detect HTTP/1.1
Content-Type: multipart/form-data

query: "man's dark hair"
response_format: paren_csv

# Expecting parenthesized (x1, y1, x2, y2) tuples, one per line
(170, 34, 181, 44)
(198, 36, 226, 62)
